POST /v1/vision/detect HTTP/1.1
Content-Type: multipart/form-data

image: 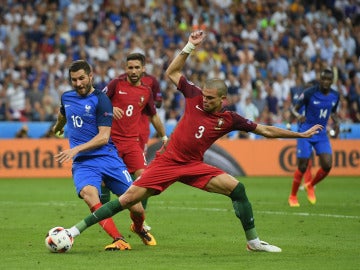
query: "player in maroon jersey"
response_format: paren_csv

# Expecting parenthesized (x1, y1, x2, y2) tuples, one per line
(66, 31, 323, 252)
(100, 53, 167, 250)
(102, 55, 164, 232)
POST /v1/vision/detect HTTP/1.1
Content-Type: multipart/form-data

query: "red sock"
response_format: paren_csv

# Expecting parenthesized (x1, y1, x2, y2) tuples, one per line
(91, 203, 122, 240)
(311, 168, 329, 186)
(291, 169, 303, 196)
(304, 160, 313, 185)
(130, 212, 145, 232)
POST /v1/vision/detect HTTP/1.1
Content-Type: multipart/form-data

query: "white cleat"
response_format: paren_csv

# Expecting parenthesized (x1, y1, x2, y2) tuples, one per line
(247, 240, 282, 253)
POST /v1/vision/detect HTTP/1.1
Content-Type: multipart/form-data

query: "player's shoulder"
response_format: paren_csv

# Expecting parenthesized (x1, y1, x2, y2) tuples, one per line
(329, 88, 340, 97)
(61, 89, 77, 99)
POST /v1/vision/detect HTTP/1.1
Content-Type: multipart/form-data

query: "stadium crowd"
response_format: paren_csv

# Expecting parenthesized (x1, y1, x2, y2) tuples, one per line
(0, 0, 359, 137)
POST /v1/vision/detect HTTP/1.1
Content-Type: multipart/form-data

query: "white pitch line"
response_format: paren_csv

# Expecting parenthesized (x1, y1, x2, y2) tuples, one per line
(1, 201, 358, 220)
(154, 205, 360, 220)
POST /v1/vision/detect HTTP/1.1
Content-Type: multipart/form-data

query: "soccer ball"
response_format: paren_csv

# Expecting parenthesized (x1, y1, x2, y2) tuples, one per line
(45, 227, 74, 253)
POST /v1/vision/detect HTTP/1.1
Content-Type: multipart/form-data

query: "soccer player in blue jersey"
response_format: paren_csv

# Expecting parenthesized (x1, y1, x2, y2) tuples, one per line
(287, 79, 313, 207)
(52, 60, 156, 251)
(288, 68, 340, 205)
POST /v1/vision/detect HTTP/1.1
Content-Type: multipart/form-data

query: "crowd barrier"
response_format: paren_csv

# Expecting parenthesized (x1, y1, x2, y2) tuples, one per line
(0, 138, 358, 178)
(1, 122, 360, 139)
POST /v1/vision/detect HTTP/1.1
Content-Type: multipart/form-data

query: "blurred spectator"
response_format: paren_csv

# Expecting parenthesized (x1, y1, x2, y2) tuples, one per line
(0, 0, 358, 139)
(15, 124, 29, 138)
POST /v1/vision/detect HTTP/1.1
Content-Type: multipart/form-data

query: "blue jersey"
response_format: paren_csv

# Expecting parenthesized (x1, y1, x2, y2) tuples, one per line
(60, 89, 117, 159)
(296, 85, 339, 135)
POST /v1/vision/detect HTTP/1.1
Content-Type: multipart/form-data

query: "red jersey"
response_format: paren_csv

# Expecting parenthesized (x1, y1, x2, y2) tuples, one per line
(163, 76, 257, 163)
(103, 75, 157, 141)
(138, 73, 162, 149)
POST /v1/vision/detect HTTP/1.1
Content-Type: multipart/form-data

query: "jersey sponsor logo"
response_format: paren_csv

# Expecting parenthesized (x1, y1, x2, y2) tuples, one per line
(214, 118, 224, 130)
(118, 90, 127, 94)
(64, 104, 70, 108)
(313, 101, 320, 104)
(195, 105, 204, 112)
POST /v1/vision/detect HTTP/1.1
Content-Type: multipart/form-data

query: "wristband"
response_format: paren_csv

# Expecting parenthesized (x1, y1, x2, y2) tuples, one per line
(182, 42, 195, 54)
(162, 135, 168, 142)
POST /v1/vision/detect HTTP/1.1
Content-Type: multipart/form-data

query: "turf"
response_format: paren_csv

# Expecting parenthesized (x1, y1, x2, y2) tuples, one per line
(0, 176, 359, 270)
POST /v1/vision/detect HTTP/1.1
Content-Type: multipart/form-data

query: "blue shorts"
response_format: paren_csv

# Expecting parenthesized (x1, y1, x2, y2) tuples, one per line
(296, 134, 332, 158)
(72, 155, 133, 198)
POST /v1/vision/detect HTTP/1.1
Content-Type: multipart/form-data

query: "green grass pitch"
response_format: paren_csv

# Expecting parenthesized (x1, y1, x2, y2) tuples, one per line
(0, 176, 359, 270)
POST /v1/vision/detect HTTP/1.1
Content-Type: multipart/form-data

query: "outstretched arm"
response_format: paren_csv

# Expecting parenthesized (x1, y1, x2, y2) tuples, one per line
(253, 124, 323, 138)
(165, 30, 206, 87)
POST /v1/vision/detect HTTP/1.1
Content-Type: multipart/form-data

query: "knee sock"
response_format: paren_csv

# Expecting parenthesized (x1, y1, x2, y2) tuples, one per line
(291, 169, 303, 196)
(311, 168, 329, 186)
(91, 203, 122, 240)
(75, 199, 123, 233)
(130, 212, 145, 232)
(230, 183, 257, 241)
(100, 186, 111, 204)
(303, 160, 313, 185)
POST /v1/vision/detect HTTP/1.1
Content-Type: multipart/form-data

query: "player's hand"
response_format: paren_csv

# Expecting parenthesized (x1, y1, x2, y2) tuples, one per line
(301, 124, 323, 137)
(54, 148, 78, 163)
(113, 107, 124, 120)
(189, 30, 206, 46)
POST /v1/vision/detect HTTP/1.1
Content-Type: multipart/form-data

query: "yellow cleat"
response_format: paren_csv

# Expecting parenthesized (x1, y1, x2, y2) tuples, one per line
(305, 184, 316, 204)
(288, 195, 300, 207)
(104, 237, 132, 251)
(130, 223, 157, 246)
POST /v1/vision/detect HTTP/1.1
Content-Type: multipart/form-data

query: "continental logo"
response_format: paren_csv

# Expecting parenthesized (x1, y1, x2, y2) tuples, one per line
(279, 145, 360, 172)
(0, 145, 65, 169)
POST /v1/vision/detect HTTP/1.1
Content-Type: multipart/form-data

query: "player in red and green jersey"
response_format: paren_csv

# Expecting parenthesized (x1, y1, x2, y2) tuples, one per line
(66, 31, 322, 253)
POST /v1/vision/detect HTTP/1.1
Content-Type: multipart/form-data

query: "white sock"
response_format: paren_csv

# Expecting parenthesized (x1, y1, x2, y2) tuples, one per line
(67, 226, 80, 237)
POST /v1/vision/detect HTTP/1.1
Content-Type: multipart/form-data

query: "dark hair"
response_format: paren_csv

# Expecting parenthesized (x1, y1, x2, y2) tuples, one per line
(126, 53, 145, 65)
(320, 68, 333, 78)
(68, 60, 92, 77)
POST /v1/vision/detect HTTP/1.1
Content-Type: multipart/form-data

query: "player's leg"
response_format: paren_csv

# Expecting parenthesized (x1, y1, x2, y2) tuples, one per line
(311, 153, 332, 186)
(67, 184, 150, 239)
(303, 155, 313, 186)
(73, 162, 126, 248)
(205, 173, 281, 252)
(132, 168, 151, 230)
(305, 139, 333, 204)
(289, 139, 311, 207)
(128, 202, 157, 246)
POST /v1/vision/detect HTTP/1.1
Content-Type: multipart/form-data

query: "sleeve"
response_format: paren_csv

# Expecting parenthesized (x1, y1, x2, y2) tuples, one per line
(230, 112, 257, 132)
(332, 92, 340, 113)
(96, 93, 113, 127)
(178, 76, 202, 98)
(151, 76, 162, 102)
(102, 79, 117, 99)
(59, 92, 65, 116)
(143, 88, 157, 116)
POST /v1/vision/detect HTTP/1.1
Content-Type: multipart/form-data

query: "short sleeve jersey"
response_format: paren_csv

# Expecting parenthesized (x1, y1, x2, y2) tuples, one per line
(103, 75, 157, 140)
(60, 89, 116, 159)
(163, 76, 257, 163)
(142, 73, 162, 106)
(296, 85, 339, 134)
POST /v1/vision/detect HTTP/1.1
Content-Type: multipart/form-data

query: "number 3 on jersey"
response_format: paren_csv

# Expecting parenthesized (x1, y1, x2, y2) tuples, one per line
(195, 125, 205, 139)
